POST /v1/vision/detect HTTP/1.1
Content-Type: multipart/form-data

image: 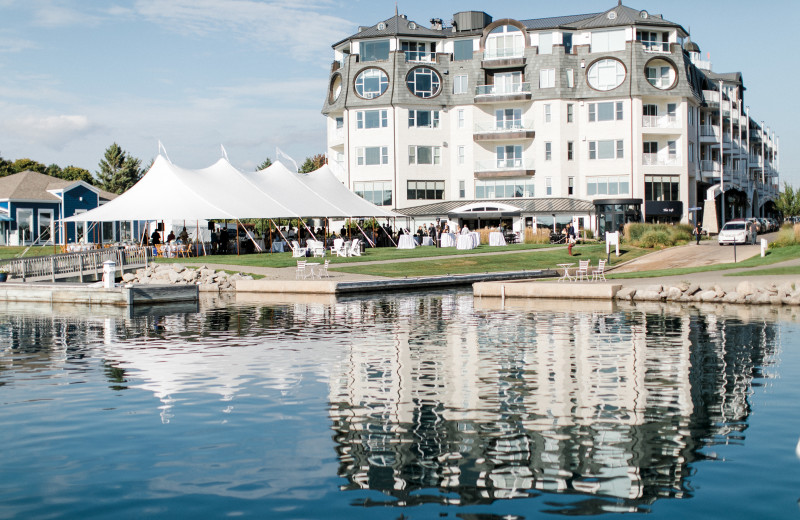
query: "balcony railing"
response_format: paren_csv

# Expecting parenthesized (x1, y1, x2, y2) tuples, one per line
(404, 50, 436, 63)
(474, 121, 534, 133)
(642, 115, 679, 128)
(640, 41, 670, 53)
(483, 47, 524, 60)
(475, 158, 535, 172)
(642, 154, 680, 166)
(700, 160, 721, 173)
(475, 82, 531, 96)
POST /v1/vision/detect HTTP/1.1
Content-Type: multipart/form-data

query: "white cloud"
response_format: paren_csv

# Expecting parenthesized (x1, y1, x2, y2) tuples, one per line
(4, 114, 101, 150)
(132, 0, 354, 64)
(27, 0, 104, 27)
(0, 35, 37, 53)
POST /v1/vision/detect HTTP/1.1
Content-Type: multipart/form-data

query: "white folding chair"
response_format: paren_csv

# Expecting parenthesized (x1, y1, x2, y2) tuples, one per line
(591, 259, 607, 282)
(308, 239, 325, 257)
(330, 238, 344, 257)
(575, 259, 590, 281)
(317, 259, 330, 279)
(296, 260, 309, 279)
(291, 240, 307, 258)
(349, 239, 361, 256)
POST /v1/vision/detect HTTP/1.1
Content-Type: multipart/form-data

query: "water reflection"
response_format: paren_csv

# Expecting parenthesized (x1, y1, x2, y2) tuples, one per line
(326, 295, 782, 513)
(0, 292, 787, 516)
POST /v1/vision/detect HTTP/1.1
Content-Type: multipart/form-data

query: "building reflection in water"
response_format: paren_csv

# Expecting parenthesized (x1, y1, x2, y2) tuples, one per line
(0, 293, 784, 514)
(327, 294, 782, 513)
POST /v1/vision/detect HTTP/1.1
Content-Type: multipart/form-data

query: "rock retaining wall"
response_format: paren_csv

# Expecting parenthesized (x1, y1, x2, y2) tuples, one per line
(616, 280, 800, 305)
(123, 263, 253, 292)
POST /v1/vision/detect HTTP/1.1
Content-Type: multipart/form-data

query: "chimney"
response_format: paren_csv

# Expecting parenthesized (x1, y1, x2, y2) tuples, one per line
(430, 18, 443, 30)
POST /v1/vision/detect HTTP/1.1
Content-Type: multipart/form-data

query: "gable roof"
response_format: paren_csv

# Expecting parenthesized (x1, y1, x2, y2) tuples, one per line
(574, 3, 687, 36)
(336, 14, 444, 46)
(521, 13, 601, 30)
(0, 170, 115, 202)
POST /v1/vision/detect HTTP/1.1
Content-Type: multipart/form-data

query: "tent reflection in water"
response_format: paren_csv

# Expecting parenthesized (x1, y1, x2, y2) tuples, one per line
(62, 154, 398, 247)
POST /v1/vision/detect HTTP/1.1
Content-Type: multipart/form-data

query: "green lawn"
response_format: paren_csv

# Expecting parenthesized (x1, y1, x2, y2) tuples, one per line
(329, 244, 646, 278)
(0, 245, 62, 260)
(156, 242, 563, 269)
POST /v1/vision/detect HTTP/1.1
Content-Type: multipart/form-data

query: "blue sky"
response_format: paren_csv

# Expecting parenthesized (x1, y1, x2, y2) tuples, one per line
(1, 0, 797, 185)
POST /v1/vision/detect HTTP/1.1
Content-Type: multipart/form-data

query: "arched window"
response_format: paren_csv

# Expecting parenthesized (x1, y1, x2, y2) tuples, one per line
(587, 59, 626, 91)
(354, 68, 389, 99)
(485, 25, 524, 59)
(406, 67, 441, 98)
(645, 59, 677, 89)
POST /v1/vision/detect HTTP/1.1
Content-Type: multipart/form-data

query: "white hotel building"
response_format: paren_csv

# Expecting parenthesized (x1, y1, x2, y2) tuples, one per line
(322, 3, 780, 235)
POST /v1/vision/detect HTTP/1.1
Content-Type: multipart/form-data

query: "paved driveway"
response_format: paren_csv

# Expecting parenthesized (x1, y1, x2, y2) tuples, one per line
(612, 232, 775, 273)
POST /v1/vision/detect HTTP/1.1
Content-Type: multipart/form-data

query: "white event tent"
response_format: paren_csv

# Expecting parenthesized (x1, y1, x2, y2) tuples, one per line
(64, 154, 398, 224)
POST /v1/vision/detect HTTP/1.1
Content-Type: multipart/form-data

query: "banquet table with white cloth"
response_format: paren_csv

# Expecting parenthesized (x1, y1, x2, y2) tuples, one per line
(440, 233, 456, 248)
(489, 232, 506, 246)
(271, 241, 286, 253)
(397, 235, 417, 249)
(421, 237, 434, 246)
(456, 234, 478, 250)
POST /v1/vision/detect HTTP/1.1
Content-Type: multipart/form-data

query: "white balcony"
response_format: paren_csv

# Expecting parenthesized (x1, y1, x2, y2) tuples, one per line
(475, 158, 535, 172)
(640, 41, 670, 53)
(474, 121, 534, 133)
(404, 51, 436, 63)
(642, 115, 679, 129)
(701, 160, 721, 173)
(475, 82, 531, 96)
(483, 47, 524, 60)
(642, 153, 680, 166)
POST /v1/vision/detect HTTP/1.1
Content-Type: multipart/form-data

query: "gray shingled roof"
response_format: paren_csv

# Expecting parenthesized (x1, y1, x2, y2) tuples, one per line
(336, 14, 445, 46)
(400, 198, 594, 216)
(521, 13, 601, 30)
(0, 170, 115, 202)
(574, 3, 687, 36)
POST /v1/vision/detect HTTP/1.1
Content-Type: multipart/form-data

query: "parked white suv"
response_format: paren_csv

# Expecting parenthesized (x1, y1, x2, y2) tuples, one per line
(718, 220, 757, 245)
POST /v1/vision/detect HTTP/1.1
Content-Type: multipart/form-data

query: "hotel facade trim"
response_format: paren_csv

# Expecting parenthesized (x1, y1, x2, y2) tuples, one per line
(322, 3, 779, 234)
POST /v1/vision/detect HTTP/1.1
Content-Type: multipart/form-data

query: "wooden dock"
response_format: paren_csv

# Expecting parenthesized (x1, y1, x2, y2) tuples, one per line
(1, 247, 149, 283)
(0, 282, 198, 306)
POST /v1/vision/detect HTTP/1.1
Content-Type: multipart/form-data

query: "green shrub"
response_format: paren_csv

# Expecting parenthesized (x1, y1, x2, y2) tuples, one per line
(623, 222, 694, 248)
(771, 223, 800, 248)
(639, 229, 673, 248)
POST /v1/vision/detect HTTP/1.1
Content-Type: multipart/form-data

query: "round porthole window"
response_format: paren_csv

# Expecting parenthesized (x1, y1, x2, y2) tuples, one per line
(645, 59, 677, 90)
(586, 58, 626, 91)
(329, 74, 342, 103)
(406, 67, 441, 98)
(354, 68, 389, 99)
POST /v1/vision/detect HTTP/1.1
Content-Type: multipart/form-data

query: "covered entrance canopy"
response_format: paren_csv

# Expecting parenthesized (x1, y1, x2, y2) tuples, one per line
(64, 155, 398, 224)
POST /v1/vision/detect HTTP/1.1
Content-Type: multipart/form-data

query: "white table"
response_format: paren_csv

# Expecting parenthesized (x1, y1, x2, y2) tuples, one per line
(271, 241, 286, 253)
(470, 232, 481, 247)
(421, 237, 434, 246)
(440, 233, 456, 248)
(397, 235, 417, 249)
(489, 232, 506, 246)
(557, 263, 575, 282)
(456, 234, 476, 250)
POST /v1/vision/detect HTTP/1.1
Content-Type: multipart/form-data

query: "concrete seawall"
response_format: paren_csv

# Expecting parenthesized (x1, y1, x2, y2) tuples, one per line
(474, 281, 622, 300)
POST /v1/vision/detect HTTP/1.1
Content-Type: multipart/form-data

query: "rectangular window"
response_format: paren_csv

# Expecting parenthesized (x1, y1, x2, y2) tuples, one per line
(496, 108, 522, 129)
(539, 68, 555, 88)
(408, 110, 439, 128)
(458, 109, 465, 129)
(645, 175, 679, 201)
(545, 142, 552, 161)
(563, 33, 573, 54)
(689, 142, 694, 162)
(357, 146, 388, 165)
(496, 145, 522, 168)
(567, 141, 574, 160)
(459, 180, 466, 198)
(357, 109, 388, 129)
(587, 176, 629, 196)
(354, 181, 392, 206)
(454, 39, 473, 61)
(454, 74, 468, 94)
(566, 68, 574, 88)
(643, 141, 658, 154)
(361, 39, 389, 61)
(538, 32, 553, 54)
(568, 176, 574, 195)
(688, 106, 694, 125)
(589, 140, 623, 159)
(567, 104, 574, 123)
(407, 180, 444, 200)
(335, 117, 344, 129)
(476, 179, 534, 199)
(546, 177, 552, 195)
(544, 104, 551, 123)
(643, 104, 657, 116)
(408, 145, 441, 165)
(668, 140, 677, 160)
(592, 29, 625, 52)
(457, 145, 465, 164)
(589, 102, 622, 122)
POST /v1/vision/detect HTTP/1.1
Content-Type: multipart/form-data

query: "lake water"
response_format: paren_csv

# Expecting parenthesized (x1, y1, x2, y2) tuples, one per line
(1, 291, 799, 519)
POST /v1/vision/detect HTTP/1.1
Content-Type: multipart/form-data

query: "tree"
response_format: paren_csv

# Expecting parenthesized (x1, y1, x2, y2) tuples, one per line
(10, 158, 46, 174)
(298, 153, 326, 173)
(774, 182, 800, 218)
(46, 163, 62, 178)
(60, 166, 95, 185)
(256, 158, 272, 170)
(96, 143, 144, 194)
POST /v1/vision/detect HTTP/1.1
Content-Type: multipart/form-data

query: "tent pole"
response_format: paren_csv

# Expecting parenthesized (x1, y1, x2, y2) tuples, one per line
(269, 222, 273, 254)
(236, 221, 240, 256)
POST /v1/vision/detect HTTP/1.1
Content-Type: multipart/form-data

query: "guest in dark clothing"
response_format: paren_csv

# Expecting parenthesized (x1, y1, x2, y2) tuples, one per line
(150, 230, 161, 245)
(219, 228, 229, 254)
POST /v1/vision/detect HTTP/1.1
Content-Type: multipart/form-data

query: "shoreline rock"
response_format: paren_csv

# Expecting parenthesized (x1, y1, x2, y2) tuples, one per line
(126, 263, 254, 292)
(616, 280, 800, 306)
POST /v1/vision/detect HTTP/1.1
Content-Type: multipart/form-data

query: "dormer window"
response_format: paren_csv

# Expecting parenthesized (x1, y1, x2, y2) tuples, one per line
(637, 30, 669, 52)
(485, 25, 524, 60)
(377, 22, 386, 30)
